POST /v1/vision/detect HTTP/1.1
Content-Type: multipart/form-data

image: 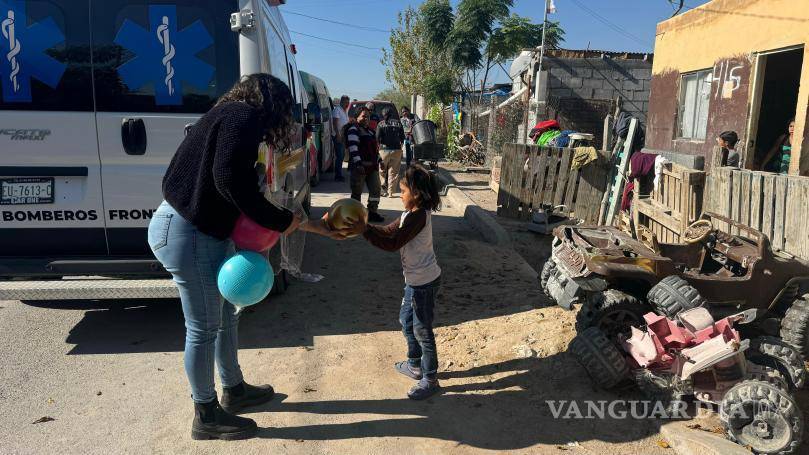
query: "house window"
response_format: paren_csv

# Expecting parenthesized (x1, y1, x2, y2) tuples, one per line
(677, 70, 712, 140)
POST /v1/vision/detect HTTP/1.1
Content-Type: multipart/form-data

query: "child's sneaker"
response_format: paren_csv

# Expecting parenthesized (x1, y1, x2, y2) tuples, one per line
(407, 378, 440, 400)
(394, 361, 422, 380)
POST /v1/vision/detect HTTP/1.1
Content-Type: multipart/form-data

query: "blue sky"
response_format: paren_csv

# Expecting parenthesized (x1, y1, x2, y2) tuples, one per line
(281, 0, 710, 100)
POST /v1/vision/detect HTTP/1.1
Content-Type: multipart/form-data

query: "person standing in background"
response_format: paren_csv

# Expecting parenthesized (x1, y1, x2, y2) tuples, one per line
(717, 131, 740, 168)
(331, 95, 350, 182)
(400, 106, 420, 167)
(347, 107, 385, 223)
(760, 119, 795, 174)
(377, 107, 406, 197)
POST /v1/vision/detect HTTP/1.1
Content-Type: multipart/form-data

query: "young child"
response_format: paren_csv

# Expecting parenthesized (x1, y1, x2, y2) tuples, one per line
(717, 131, 740, 168)
(353, 164, 443, 400)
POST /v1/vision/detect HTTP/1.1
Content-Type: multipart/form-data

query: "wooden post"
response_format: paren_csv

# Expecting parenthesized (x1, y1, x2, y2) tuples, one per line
(603, 114, 613, 152)
(485, 97, 498, 166)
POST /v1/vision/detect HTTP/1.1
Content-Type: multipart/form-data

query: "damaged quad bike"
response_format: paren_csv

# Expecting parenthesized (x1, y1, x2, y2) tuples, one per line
(571, 307, 805, 454)
(541, 212, 809, 355)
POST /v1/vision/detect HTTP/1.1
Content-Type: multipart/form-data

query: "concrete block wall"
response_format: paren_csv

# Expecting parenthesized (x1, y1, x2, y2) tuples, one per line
(545, 56, 653, 124)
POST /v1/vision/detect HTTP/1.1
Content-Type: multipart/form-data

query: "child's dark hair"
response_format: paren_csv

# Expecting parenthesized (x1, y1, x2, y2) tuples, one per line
(403, 164, 441, 211)
(719, 130, 739, 148)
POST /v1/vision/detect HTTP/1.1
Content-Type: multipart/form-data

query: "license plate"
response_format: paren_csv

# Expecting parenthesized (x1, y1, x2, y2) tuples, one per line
(0, 178, 55, 205)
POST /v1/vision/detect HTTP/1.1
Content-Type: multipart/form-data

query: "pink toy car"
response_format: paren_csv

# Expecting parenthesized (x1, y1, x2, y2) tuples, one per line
(571, 307, 805, 454)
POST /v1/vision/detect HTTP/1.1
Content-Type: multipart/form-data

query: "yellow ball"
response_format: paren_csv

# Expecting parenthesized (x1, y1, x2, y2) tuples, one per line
(327, 198, 368, 237)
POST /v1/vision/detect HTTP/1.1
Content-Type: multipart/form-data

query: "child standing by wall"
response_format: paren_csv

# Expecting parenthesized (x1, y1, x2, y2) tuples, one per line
(353, 164, 443, 400)
(717, 130, 741, 168)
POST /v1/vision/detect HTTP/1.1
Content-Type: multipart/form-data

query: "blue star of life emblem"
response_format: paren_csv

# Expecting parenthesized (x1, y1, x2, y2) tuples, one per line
(114, 5, 214, 106)
(0, 0, 66, 103)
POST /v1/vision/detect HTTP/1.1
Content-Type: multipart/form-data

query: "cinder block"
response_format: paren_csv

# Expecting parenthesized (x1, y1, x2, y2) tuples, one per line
(549, 76, 563, 88)
(634, 90, 650, 101)
(566, 77, 583, 88)
(623, 79, 644, 90)
(631, 68, 651, 79)
(574, 67, 593, 78)
(593, 88, 615, 100)
(550, 88, 573, 98)
(572, 87, 594, 99)
(583, 78, 604, 89)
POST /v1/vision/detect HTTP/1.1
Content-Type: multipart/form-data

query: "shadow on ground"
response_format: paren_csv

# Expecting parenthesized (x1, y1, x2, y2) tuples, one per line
(250, 355, 669, 450)
(26, 202, 544, 355)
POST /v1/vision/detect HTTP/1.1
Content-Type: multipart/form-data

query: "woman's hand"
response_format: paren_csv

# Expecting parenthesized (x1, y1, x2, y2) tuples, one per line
(301, 213, 353, 240)
(283, 213, 303, 235)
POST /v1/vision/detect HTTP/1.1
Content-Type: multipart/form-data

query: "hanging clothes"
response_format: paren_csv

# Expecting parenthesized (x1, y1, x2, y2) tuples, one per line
(571, 146, 598, 170)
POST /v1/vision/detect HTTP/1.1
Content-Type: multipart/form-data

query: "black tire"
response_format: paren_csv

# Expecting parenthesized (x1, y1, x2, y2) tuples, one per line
(540, 259, 558, 300)
(633, 369, 684, 414)
(747, 336, 806, 390)
(780, 296, 809, 358)
(647, 275, 706, 318)
(746, 363, 790, 392)
(569, 327, 629, 389)
(720, 379, 803, 455)
(575, 289, 647, 340)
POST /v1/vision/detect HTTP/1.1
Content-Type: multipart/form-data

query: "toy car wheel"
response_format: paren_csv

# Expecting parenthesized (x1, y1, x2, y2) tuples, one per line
(647, 275, 706, 318)
(780, 296, 809, 358)
(576, 289, 646, 339)
(540, 259, 558, 300)
(633, 369, 684, 414)
(746, 363, 790, 392)
(720, 379, 803, 455)
(747, 336, 806, 390)
(569, 327, 629, 389)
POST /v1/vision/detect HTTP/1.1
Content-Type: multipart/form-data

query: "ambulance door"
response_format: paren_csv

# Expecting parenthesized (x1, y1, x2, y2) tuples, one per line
(91, 0, 238, 255)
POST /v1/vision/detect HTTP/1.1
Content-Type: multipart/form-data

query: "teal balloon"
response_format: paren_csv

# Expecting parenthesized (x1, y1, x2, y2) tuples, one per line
(217, 251, 274, 307)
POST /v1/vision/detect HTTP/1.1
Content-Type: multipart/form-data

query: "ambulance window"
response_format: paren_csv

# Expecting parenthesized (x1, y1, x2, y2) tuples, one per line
(264, 21, 290, 91)
(0, 1, 93, 111)
(91, 0, 238, 113)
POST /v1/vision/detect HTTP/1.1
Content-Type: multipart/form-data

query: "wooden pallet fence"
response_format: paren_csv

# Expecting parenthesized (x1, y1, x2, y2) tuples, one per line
(496, 143, 609, 223)
(706, 167, 809, 260)
(632, 163, 705, 243)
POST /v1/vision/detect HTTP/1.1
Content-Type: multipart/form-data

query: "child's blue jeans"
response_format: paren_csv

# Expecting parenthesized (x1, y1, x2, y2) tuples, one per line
(148, 201, 243, 403)
(399, 277, 441, 379)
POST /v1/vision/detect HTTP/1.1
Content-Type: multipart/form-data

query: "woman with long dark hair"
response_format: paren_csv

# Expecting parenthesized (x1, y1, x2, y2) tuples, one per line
(148, 74, 342, 440)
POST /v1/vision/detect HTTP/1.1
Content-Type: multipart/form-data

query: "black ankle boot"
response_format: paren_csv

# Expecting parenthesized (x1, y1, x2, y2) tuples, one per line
(191, 399, 257, 440)
(221, 382, 275, 413)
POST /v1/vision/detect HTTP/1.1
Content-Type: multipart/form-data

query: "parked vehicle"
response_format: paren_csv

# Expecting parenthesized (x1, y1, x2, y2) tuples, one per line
(571, 308, 805, 454)
(541, 212, 809, 356)
(300, 71, 335, 187)
(348, 100, 398, 130)
(0, 0, 309, 290)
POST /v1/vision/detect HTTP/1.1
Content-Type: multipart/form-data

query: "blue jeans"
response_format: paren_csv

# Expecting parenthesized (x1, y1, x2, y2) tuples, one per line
(148, 201, 243, 403)
(404, 139, 413, 167)
(399, 277, 441, 379)
(333, 138, 345, 178)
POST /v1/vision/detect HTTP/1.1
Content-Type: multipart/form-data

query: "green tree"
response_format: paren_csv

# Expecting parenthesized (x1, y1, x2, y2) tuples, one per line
(384, 0, 564, 108)
(382, 5, 458, 105)
(374, 87, 412, 111)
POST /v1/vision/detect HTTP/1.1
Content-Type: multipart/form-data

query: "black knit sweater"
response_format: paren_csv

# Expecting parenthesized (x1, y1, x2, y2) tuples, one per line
(162, 101, 293, 240)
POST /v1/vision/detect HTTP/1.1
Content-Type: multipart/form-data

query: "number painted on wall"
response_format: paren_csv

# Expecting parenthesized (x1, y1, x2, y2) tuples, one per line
(711, 60, 744, 100)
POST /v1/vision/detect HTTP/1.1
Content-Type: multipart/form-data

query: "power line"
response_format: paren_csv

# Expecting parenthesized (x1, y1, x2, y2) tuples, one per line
(289, 30, 383, 51)
(284, 10, 390, 33)
(568, 0, 651, 48)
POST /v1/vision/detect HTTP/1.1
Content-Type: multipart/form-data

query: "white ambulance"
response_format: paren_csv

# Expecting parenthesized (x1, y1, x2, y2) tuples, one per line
(0, 0, 309, 295)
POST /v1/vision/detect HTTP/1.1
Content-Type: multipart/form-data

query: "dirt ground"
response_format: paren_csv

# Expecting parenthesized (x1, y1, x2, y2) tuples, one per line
(442, 163, 809, 452)
(1, 175, 689, 454)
